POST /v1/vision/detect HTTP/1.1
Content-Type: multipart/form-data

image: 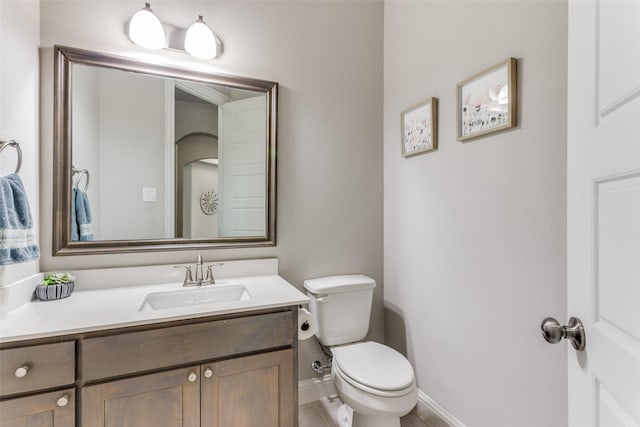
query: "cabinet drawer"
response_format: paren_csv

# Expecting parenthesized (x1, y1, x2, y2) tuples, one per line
(80, 310, 293, 382)
(0, 388, 75, 427)
(0, 342, 75, 397)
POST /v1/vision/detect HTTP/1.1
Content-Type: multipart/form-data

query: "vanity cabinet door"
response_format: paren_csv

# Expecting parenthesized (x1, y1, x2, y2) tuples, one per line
(0, 388, 74, 427)
(81, 366, 200, 427)
(201, 349, 295, 427)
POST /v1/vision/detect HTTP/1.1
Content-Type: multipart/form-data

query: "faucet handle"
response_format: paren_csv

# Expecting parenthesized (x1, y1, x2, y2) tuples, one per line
(184, 266, 193, 282)
(174, 265, 194, 287)
(205, 265, 215, 284)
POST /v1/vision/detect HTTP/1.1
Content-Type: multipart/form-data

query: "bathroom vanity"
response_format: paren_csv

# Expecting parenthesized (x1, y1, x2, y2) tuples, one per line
(0, 267, 307, 427)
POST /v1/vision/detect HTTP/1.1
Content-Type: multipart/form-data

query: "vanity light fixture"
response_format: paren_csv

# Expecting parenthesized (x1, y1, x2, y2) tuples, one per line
(128, 3, 166, 50)
(184, 15, 217, 59)
(127, 5, 223, 59)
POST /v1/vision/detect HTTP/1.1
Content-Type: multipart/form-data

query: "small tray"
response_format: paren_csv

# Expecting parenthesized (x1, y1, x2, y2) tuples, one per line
(35, 282, 74, 301)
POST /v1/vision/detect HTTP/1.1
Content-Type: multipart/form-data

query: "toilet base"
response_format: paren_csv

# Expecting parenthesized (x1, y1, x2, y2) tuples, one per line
(338, 404, 352, 427)
(338, 403, 401, 427)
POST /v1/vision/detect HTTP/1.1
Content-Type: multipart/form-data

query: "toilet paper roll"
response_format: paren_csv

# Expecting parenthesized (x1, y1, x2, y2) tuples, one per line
(298, 308, 318, 340)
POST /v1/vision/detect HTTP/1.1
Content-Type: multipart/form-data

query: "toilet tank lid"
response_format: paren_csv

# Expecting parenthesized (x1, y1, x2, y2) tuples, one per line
(304, 274, 375, 294)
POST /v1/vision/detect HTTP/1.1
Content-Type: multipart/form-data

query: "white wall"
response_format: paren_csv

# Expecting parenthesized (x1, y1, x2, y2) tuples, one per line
(0, 0, 40, 287)
(384, 2, 567, 427)
(97, 69, 166, 240)
(38, 1, 384, 381)
(72, 65, 101, 236)
(72, 66, 166, 240)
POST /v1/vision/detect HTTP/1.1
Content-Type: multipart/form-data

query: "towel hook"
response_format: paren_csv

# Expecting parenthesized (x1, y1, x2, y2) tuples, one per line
(0, 140, 22, 174)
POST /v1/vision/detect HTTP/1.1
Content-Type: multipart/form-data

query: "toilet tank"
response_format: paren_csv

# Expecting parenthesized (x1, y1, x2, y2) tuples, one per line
(303, 275, 375, 347)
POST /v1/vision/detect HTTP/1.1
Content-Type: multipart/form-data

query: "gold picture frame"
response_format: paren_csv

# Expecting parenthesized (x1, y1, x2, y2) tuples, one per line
(401, 97, 438, 157)
(456, 58, 517, 142)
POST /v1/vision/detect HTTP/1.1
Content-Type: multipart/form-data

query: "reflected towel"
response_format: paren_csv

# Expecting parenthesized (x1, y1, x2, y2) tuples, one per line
(0, 174, 40, 264)
(72, 188, 94, 241)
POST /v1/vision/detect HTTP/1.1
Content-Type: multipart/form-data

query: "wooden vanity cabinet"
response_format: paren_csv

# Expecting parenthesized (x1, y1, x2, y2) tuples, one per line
(0, 342, 76, 427)
(82, 349, 293, 427)
(0, 307, 298, 427)
(79, 308, 298, 427)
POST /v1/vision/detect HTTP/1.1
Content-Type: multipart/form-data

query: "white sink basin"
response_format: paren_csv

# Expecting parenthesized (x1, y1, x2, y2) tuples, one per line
(140, 285, 251, 311)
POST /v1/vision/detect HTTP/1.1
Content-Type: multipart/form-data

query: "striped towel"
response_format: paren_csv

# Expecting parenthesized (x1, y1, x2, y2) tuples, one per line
(72, 188, 94, 241)
(0, 174, 40, 264)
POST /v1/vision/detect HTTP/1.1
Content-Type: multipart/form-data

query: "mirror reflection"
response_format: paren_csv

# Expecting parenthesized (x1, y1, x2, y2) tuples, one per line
(72, 64, 267, 241)
(53, 46, 277, 255)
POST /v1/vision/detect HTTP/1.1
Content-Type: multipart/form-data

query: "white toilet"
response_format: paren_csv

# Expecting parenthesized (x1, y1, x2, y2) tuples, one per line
(304, 275, 418, 427)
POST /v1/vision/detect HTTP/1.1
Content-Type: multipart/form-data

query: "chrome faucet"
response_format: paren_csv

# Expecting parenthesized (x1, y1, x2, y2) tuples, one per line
(177, 255, 217, 287)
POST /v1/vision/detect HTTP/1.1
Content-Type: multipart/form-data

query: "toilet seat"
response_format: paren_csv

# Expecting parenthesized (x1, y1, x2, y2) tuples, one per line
(332, 342, 415, 397)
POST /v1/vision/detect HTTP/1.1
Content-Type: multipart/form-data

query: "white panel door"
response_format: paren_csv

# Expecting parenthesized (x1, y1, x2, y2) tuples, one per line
(568, 1, 640, 427)
(218, 95, 267, 237)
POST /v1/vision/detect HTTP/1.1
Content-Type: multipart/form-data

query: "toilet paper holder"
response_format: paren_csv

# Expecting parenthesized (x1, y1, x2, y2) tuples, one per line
(297, 305, 318, 341)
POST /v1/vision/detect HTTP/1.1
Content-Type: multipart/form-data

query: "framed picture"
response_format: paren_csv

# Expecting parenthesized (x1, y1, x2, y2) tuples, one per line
(401, 97, 438, 157)
(456, 57, 517, 142)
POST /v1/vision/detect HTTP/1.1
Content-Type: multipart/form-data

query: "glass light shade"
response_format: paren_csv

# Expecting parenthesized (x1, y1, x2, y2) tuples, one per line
(128, 3, 166, 50)
(184, 16, 217, 59)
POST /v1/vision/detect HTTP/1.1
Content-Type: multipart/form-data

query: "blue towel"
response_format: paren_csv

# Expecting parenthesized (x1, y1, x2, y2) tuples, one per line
(72, 188, 94, 241)
(0, 174, 40, 265)
(71, 189, 78, 241)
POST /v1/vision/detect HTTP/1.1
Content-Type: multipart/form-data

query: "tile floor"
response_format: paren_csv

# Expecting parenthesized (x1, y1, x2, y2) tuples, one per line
(299, 397, 429, 427)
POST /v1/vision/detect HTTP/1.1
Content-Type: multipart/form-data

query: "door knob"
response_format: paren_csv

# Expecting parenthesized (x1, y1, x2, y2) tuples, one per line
(541, 316, 585, 351)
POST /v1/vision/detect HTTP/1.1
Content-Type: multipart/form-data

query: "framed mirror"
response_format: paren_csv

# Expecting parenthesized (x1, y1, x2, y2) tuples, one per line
(53, 45, 277, 255)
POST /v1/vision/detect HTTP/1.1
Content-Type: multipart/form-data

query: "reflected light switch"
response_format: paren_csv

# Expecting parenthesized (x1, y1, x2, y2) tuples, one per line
(142, 187, 157, 202)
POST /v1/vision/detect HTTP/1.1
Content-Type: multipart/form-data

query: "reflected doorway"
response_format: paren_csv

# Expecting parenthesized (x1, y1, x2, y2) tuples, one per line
(175, 133, 218, 238)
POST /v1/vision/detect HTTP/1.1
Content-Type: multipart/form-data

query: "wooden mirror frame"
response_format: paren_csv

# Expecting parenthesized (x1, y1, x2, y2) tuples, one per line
(53, 45, 277, 255)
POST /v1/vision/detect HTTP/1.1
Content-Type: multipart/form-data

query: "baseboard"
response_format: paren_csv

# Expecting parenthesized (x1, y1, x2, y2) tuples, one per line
(297, 378, 465, 427)
(415, 389, 466, 427)
(298, 375, 337, 405)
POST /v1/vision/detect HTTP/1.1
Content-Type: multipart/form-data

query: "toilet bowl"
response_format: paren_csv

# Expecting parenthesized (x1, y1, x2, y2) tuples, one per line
(303, 275, 418, 427)
(331, 341, 418, 427)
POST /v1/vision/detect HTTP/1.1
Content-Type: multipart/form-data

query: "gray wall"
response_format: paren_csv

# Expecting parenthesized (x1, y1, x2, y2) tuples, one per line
(383, 1, 568, 426)
(4, 3, 570, 421)
(0, 0, 40, 286)
(96, 69, 167, 240)
(72, 66, 167, 240)
(37, 1, 384, 380)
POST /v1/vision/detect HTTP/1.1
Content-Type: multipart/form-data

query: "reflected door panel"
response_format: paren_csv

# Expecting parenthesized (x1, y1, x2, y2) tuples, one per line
(218, 96, 267, 237)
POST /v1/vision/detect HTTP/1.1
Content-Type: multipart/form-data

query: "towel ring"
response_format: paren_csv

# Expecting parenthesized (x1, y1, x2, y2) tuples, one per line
(72, 166, 90, 192)
(0, 140, 22, 174)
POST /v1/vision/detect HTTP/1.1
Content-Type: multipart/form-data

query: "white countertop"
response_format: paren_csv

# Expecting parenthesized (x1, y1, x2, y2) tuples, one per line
(0, 275, 309, 344)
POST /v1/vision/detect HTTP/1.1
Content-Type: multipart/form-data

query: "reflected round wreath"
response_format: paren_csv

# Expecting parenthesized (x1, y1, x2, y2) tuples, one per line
(200, 190, 218, 215)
